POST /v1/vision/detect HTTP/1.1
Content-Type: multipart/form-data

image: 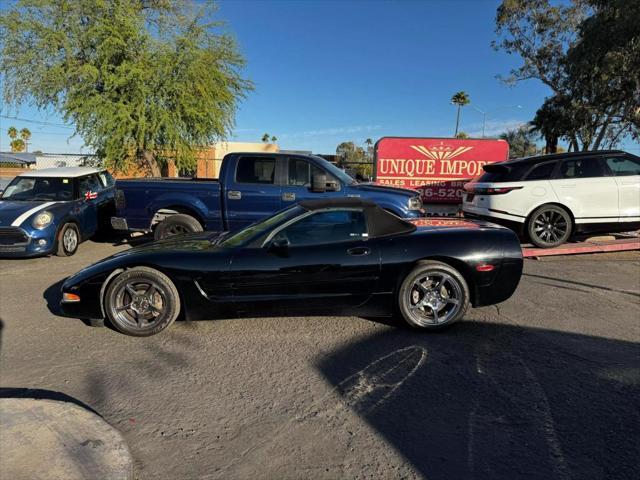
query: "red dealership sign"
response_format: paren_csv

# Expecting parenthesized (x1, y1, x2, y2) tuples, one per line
(374, 137, 509, 203)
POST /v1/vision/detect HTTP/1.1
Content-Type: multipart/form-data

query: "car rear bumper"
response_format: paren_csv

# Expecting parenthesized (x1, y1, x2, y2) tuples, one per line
(463, 206, 526, 236)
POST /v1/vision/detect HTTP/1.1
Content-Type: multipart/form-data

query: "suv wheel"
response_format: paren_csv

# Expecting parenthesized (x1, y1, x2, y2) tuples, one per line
(527, 205, 572, 248)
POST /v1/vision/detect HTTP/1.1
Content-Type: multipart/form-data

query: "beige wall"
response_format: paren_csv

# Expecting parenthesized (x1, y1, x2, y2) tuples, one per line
(197, 142, 279, 178)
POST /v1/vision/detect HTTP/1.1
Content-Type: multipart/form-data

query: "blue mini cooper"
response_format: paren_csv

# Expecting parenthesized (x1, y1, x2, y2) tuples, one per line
(0, 167, 115, 257)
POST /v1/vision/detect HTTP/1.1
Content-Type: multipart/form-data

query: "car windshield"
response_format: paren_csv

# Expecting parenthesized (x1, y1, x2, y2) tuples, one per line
(311, 156, 357, 185)
(1, 176, 74, 201)
(219, 206, 306, 247)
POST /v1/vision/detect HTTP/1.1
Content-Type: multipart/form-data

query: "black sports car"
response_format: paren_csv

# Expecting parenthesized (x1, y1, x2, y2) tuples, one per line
(61, 198, 523, 336)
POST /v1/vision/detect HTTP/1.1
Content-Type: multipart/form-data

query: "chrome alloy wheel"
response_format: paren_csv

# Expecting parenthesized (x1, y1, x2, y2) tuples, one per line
(63, 228, 78, 252)
(406, 272, 462, 326)
(113, 281, 166, 330)
(532, 210, 568, 245)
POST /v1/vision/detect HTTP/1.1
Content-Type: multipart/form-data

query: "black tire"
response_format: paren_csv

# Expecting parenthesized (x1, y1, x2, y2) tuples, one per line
(527, 205, 572, 248)
(154, 214, 202, 241)
(398, 260, 470, 330)
(104, 267, 180, 337)
(56, 223, 80, 257)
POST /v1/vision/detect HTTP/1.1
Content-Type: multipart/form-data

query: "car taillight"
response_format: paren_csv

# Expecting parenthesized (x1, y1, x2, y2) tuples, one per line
(467, 186, 522, 195)
(115, 189, 125, 209)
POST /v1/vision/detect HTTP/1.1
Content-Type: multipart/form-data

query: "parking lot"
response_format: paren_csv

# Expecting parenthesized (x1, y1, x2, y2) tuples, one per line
(0, 239, 639, 479)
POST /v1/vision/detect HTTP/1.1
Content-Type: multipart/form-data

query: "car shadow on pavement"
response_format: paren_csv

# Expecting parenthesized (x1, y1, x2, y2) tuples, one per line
(316, 321, 640, 480)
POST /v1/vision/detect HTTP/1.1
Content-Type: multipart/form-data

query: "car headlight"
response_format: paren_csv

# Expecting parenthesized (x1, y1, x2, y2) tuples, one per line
(33, 211, 54, 229)
(408, 196, 423, 210)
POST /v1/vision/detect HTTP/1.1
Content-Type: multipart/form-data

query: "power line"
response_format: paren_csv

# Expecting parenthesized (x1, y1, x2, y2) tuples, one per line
(0, 115, 75, 129)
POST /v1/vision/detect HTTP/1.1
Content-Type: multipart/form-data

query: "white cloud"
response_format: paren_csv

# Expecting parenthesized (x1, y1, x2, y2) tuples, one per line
(280, 125, 383, 139)
(463, 119, 528, 138)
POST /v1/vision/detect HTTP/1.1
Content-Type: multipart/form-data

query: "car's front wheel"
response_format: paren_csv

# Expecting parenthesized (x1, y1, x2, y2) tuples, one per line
(527, 205, 572, 248)
(398, 260, 470, 330)
(56, 223, 80, 256)
(104, 267, 180, 337)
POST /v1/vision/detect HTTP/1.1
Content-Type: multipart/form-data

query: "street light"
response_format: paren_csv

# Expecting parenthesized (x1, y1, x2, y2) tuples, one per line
(471, 105, 523, 138)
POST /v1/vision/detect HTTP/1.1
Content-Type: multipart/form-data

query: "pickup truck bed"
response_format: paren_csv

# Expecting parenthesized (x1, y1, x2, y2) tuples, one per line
(115, 178, 224, 231)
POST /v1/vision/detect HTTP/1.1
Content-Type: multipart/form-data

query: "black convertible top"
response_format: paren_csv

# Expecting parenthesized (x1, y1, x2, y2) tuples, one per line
(299, 198, 417, 238)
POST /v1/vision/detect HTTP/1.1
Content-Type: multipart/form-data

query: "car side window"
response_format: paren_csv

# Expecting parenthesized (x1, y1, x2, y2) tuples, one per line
(274, 209, 368, 246)
(288, 158, 325, 186)
(78, 174, 103, 199)
(98, 171, 115, 187)
(236, 157, 276, 184)
(525, 162, 556, 181)
(558, 158, 604, 179)
(605, 156, 640, 176)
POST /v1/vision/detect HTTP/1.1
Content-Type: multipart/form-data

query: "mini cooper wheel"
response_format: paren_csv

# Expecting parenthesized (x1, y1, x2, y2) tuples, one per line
(398, 261, 470, 330)
(56, 223, 80, 256)
(527, 205, 572, 248)
(104, 267, 180, 337)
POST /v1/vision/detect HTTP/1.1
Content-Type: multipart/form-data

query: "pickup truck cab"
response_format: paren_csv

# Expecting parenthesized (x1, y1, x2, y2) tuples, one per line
(0, 167, 115, 257)
(112, 152, 425, 239)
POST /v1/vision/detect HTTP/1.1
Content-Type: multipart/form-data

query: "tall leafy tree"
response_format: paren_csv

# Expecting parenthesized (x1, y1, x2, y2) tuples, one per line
(19, 127, 31, 151)
(499, 126, 539, 159)
(451, 91, 470, 136)
(494, 0, 638, 151)
(0, 0, 252, 175)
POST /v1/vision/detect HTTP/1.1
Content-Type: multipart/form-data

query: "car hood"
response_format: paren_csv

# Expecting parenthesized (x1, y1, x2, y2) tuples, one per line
(351, 183, 418, 198)
(113, 231, 226, 257)
(0, 200, 48, 226)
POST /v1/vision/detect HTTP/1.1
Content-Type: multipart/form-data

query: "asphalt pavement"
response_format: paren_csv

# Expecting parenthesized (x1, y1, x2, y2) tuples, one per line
(0, 239, 639, 479)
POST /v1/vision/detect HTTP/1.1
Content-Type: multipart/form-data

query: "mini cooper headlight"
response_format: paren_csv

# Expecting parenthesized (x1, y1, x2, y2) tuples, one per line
(33, 211, 54, 229)
(408, 196, 423, 210)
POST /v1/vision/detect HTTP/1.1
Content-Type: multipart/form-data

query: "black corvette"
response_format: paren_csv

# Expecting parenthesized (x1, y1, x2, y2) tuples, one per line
(61, 198, 523, 336)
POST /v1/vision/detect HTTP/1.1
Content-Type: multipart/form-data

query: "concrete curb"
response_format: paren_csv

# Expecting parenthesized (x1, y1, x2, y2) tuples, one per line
(0, 398, 133, 480)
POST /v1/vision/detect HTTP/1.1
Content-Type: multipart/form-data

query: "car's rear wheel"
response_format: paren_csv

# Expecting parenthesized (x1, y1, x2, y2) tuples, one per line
(104, 267, 180, 337)
(56, 223, 80, 257)
(527, 205, 572, 248)
(154, 214, 203, 241)
(398, 261, 470, 330)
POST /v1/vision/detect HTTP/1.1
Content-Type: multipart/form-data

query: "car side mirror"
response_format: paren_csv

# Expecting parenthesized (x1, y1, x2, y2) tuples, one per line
(311, 173, 327, 193)
(268, 236, 290, 254)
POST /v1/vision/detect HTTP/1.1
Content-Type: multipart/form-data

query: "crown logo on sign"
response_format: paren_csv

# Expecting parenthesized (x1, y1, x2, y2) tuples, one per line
(410, 141, 473, 160)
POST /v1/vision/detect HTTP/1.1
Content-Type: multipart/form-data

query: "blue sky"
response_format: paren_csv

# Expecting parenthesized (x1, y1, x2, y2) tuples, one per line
(1, 0, 636, 154)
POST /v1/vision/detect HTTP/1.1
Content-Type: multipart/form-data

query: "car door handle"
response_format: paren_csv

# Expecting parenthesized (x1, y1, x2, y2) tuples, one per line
(282, 192, 296, 201)
(347, 247, 370, 256)
(228, 191, 241, 200)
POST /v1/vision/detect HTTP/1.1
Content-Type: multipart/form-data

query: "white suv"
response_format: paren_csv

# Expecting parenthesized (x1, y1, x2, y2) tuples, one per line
(463, 150, 640, 247)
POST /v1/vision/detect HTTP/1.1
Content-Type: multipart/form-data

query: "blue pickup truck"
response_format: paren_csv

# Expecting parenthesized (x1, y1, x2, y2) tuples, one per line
(111, 152, 425, 240)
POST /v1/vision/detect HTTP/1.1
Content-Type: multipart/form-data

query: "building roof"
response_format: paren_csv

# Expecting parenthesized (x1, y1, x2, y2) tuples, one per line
(0, 152, 37, 165)
(17, 167, 103, 178)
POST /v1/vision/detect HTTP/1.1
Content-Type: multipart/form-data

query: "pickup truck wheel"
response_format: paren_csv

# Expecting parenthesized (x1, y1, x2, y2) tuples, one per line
(56, 223, 80, 257)
(398, 261, 470, 330)
(154, 214, 203, 241)
(105, 267, 180, 337)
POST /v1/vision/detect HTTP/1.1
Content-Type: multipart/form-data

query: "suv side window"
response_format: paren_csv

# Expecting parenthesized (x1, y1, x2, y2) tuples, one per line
(605, 156, 640, 176)
(525, 161, 556, 181)
(236, 157, 276, 184)
(288, 158, 325, 186)
(274, 209, 367, 246)
(558, 158, 604, 179)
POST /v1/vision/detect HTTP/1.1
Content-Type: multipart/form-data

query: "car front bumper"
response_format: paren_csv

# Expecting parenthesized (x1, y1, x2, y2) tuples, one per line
(0, 226, 56, 258)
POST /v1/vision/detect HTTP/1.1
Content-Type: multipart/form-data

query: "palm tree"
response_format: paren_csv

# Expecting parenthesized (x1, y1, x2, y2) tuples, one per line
(7, 126, 18, 140)
(451, 91, 470, 136)
(261, 133, 270, 143)
(10, 138, 25, 152)
(20, 128, 31, 152)
(270, 135, 277, 143)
